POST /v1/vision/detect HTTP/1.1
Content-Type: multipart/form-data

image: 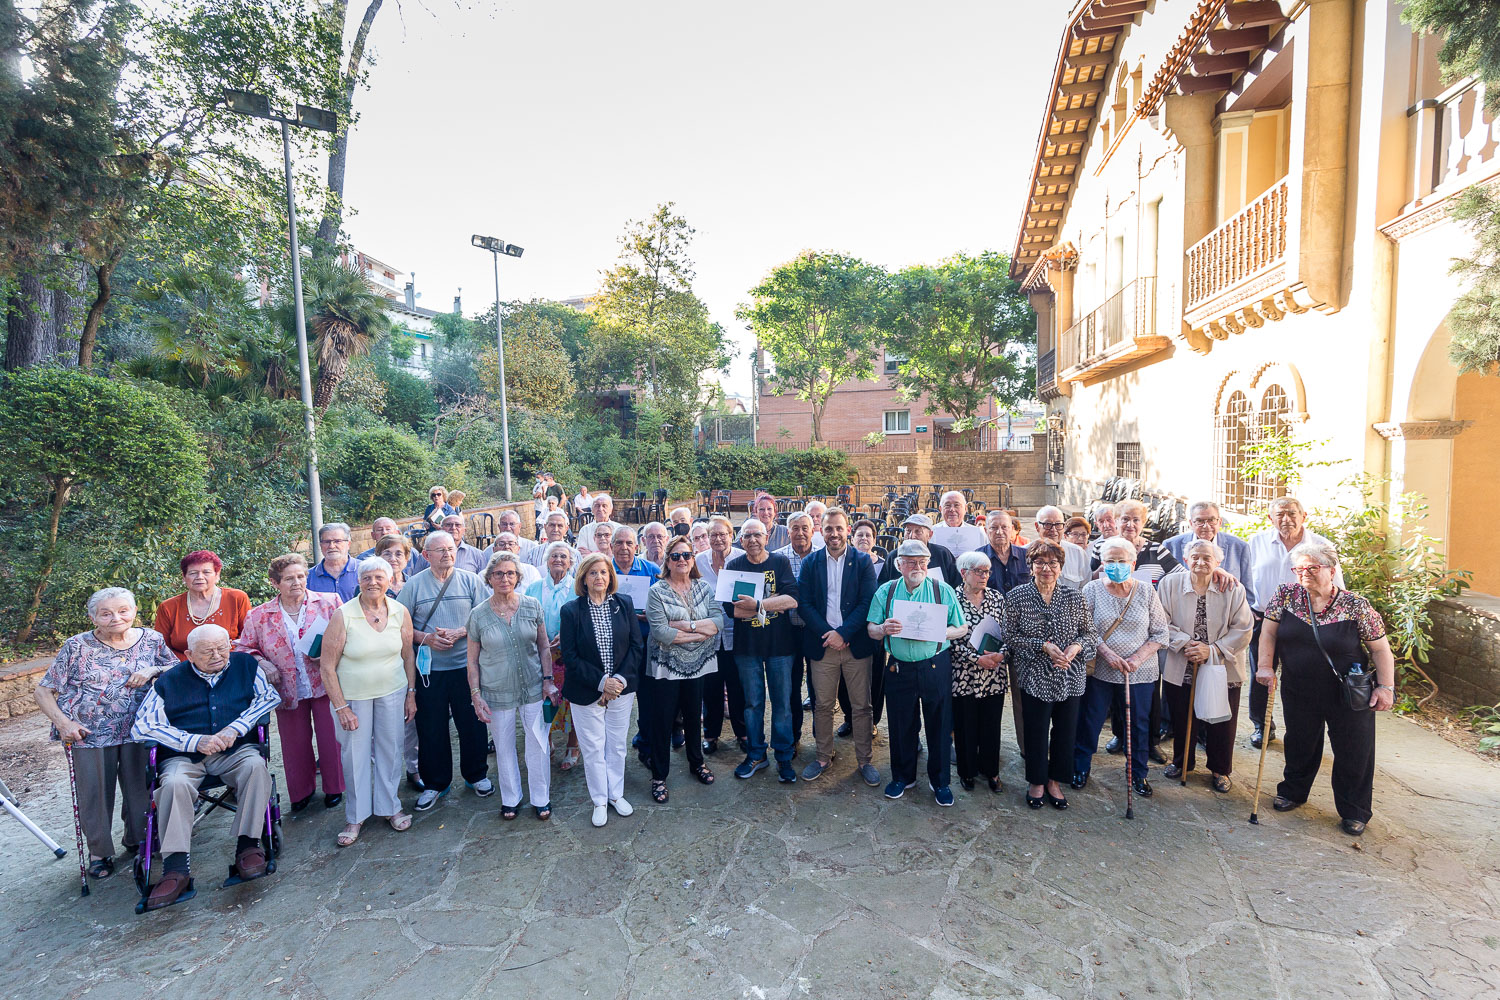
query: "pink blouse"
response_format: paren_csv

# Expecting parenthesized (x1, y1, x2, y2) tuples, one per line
(233, 592, 343, 708)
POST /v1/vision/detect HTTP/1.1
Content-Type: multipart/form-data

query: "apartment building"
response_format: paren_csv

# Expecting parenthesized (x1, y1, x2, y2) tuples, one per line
(1013, 0, 1500, 593)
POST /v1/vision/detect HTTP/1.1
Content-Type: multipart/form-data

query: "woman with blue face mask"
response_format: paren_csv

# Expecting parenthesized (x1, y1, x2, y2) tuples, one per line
(1071, 537, 1169, 799)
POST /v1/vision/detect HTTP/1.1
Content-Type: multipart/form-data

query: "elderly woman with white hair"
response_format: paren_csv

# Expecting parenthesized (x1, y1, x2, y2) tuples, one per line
(1072, 536, 1169, 798)
(1158, 539, 1254, 792)
(34, 587, 176, 880)
(1258, 539, 1395, 836)
(469, 552, 558, 821)
(320, 558, 417, 846)
(952, 549, 1008, 793)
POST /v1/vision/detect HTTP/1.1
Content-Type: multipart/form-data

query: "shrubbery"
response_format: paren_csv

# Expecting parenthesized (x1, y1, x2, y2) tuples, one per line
(696, 446, 856, 496)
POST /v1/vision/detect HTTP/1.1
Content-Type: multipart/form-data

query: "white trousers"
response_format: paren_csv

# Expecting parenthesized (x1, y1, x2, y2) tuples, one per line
(571, 692, 635, 807)
(486, 699, 552, 808)
(403, 717, 419, 773)
(336, 688, 406, 824)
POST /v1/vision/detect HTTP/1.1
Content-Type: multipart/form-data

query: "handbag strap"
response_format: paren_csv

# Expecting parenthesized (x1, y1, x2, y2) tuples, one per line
(415, 571, 457, 635)
(1303, 586, 1345, 682)
(1096, 582, 1138, 646)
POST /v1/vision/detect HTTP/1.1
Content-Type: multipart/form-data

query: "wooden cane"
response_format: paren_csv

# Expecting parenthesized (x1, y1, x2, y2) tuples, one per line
(1249, 671, 1278, 824)
(1181, 662, 1199, 786)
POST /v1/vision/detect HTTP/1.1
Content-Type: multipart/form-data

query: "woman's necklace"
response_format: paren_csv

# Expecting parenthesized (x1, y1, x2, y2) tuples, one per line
(492, 593, 519, 621)
(359, 598, 387, 628)
(186, 588, 220, 625)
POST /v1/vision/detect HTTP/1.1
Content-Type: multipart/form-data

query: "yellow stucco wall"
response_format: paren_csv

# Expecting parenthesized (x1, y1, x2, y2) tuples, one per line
(1451, 373, 1500, 595)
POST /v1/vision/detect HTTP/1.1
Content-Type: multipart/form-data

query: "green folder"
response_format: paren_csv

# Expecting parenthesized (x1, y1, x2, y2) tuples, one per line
(732, 581, 758, 601)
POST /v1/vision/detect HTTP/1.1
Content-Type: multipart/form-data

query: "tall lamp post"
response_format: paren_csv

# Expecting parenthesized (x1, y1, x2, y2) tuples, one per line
(471, 235, 524, 501)
(223, 89, 336, 541)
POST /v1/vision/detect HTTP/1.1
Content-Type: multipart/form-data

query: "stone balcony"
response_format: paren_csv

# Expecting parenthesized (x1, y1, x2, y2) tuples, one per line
(1057, 276, 1170, 384)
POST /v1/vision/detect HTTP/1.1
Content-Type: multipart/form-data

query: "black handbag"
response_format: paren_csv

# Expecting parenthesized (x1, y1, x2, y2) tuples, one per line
(1305, 589, 1373, 713)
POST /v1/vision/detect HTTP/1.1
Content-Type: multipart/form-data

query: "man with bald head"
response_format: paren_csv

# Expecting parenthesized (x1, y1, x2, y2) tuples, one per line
(357, 518, 401, 560)
(576, 493, 622, 554)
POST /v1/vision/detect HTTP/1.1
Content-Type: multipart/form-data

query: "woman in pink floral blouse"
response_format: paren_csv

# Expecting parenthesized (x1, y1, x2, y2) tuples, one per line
(234, 553, 345, 812)
(34, 587, 176, 881)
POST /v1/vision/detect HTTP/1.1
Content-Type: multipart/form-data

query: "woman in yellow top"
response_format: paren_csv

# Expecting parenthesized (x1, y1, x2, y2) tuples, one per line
(319, 559, 417, 847)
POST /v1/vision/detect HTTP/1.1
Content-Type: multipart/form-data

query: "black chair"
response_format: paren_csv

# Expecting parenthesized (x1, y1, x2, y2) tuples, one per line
(467, 512, 496, 551)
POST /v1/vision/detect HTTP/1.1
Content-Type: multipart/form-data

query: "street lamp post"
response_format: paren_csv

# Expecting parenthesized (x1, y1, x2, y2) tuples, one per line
(471, 235, 525, 501)
(223, 89, 337, 541)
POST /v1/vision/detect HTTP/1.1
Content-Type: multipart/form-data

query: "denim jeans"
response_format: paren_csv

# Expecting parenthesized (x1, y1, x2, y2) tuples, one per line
(1074, 674, 1153, 781)
(737, 654, 795, 763)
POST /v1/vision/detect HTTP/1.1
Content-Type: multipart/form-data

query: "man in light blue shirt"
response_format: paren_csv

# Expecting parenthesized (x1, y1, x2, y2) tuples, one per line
(1162, 501, 1257, 607)
(308, 522, 359, 601)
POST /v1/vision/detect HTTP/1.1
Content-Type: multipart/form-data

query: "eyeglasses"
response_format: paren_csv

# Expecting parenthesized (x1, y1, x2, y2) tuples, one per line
(491, 571, 519, 580)
(668, 552, 694, 563)
(1036, 521, 1064, 528)
(1190, 517, 1220, 526)
(1291, 564, 1328, 576)
(1030, 560, 1061, 570)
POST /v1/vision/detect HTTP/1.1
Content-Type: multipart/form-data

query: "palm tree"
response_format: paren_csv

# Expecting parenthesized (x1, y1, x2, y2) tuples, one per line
(300, 258, 390, 408)
(131, 268, 259, 391)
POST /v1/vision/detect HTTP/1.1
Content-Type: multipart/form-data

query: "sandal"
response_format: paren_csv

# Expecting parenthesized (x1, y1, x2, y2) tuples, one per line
(693, 764, 715, 785)
(501, 803, 519, 821)
(650, 780, 669, 804)
(534, 803, 551, 821)
(388, 812, 412, 832)
(336, 823, 362, 847)
(87, 856, 115, 879)
(559, 748, 580, 771)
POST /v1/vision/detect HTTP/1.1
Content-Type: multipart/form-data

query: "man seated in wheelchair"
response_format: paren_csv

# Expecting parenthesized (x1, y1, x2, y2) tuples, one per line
(130, 624, 281, 910)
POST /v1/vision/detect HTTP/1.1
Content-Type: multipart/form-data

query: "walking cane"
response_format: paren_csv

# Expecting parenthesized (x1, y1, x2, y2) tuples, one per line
(1249, 671, 1278, 825)
(1121, 676, 1135, 820)
(1181, 664, 1199, 787)
(63, 742, 89, 896)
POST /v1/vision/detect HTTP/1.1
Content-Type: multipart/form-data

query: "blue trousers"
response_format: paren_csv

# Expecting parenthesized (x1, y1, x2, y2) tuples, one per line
(884, 651, 953, 789)
(1074, 674, 1152, 781)
(737, 654, 795, 764)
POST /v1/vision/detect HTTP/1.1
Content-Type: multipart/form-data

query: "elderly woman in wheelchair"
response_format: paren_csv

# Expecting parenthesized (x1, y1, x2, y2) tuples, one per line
(129, 624, 283, 911)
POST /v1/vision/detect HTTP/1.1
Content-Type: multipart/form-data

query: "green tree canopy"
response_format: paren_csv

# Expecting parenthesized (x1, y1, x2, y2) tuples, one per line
(0, 367, 206, 638)
(1446, 186, 1500, 375)
(740, 251, 886, 443)
(323, 424, 428, 521)
(881, 251, 1036, 424)
(1401, 1, 1500, 113)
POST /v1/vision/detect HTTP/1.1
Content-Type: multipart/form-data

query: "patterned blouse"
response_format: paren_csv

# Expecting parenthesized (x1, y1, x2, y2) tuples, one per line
(234, 591, 343, 708)
(39, 630, 177, 748)
(1263, 584, 1387, 641)
(952, 588, 1007, 699)
(1002, 582, 1097, 702)
(1080, 580, 1170, 686)
(646, 579, 724, 681)
(588, 597, 615, 674)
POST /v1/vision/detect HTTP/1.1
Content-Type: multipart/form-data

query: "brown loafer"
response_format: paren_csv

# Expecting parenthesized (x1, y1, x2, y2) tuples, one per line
(146, 870, 192, 910)
(234, 845, 268, 880)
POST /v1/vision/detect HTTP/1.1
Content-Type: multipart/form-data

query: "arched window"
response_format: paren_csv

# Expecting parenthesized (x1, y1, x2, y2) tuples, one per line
(1214, 390, 1252, 512)
(1249, 384, 1291, 506)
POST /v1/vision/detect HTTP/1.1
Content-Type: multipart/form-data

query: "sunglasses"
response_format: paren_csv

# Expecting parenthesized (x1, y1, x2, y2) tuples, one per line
(668, 551, 695, 563)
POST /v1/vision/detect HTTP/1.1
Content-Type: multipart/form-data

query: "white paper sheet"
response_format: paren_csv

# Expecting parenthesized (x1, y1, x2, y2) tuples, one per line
(891, 599, 948, 642)
(714, 569, 766, 603)
(294, 618, 328, 656)
(968, 616, 1004, 653)
(616, 574, 651, 607)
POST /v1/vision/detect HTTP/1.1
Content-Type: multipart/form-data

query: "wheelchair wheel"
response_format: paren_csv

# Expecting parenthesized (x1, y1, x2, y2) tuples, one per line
(132, 849, 151, 896)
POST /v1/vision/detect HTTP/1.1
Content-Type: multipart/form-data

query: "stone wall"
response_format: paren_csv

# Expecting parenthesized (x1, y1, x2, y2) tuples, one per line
(846, 443, 1048, 508)
(0, 659, 48, 719)
(1426, 595, 1500, 706)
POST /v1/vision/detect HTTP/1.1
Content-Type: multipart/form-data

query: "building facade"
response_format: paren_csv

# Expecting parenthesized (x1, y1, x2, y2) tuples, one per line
(341, 249, 444, 375)
(1013, 0, 1500, 594)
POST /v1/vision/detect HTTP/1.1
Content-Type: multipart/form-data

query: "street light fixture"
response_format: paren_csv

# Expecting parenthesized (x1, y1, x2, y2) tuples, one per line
(471, 234, 525, 500)
(223, 88, 337, 541)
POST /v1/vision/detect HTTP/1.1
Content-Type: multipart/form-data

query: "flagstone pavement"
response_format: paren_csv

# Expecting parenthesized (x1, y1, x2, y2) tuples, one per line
(1, 706, 1497, 1000)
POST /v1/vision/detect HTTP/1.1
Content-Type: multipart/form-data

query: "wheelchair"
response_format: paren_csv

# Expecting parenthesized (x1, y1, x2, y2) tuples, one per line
(132, 717, 283, 913)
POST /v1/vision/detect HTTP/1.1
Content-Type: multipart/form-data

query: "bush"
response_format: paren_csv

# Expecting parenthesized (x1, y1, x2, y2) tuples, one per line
(323, 425, 431, 521)
(695, 446, 855, 496)
(379, 364, 435, 429)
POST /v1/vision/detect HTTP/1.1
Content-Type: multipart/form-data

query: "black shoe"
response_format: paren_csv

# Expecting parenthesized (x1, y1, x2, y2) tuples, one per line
(406, 771, 426, 793)
(672, 729, 686, 750)
(959, 775, 975, 791)
(836, 721, 852, 738)
(1025, 791, 1045, 809)
(987, 776, 1003, 794)
(1195, 729, 1208, 749)
(1070, 771, 1088, 790)
(1250, 726, 1264, 749)
(1045, 791, 1068, 810)
(737, 736, 750, 755)
(1148, 745, 1167, 765)
(1105, 735, 1123, 755)
(291, 794, 314, 813)
(1272, 796, 1301, 812)
(87, 856, 115, 879)
(487, 737, 496, 755)
(802, 697, 813, 710)
(632, 733, 643, 749)
(1155, 724, 1173, 742)
(1163, 763, 1182, 780)
(1132, 777, 1153, 798)
(1340, 818, 1367, 836)
(702, 738, 719, 755)
(324, 793, 343, 809)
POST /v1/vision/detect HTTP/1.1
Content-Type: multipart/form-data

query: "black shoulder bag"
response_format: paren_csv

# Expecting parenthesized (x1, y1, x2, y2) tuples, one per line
(1305, 589, 1372, 713)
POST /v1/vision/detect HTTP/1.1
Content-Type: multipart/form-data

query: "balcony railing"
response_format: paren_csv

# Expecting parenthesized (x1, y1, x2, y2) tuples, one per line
(1431, 79, 1496, 197)
(1037, 349, 1057, 398)
(1186, 180, 1288, 311)
(1057, 276, 1162, 381)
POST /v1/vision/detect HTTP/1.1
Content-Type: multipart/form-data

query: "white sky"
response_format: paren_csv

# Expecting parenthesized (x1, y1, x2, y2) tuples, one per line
(335, 0, 1069, 396)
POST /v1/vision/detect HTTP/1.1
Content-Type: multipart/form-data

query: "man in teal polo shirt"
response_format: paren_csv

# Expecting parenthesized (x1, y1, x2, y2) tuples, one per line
(867, 540, 968, 806)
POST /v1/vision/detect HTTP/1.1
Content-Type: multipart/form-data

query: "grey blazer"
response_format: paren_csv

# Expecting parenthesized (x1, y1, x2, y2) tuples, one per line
(1158, 572, 1254, 685)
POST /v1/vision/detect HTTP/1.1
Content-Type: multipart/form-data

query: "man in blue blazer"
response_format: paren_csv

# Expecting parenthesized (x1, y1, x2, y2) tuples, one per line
(1162, 501, 1257, 607)
(796, 508, 880, 787)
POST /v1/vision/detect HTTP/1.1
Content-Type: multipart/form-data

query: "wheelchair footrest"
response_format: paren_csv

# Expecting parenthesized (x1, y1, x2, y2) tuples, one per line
(222, 858, 275, 889)
(135, 879, 196, 914)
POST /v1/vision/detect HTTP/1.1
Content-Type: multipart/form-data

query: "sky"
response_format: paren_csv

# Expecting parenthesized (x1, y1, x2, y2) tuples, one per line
(333, 0, 1070, 396)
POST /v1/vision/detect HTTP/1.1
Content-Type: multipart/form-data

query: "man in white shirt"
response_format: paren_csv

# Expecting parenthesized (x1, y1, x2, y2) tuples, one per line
(525, 511, 577, 569)
(774, 512, 819, 746)
(483, 532, 542, 590)
(495, 509, 537, 561)
(576, 493, 622, 554)
(1245, 496, 1344, 748)
(930, 490, 986, 556)
(1033, 505, 1091, 592)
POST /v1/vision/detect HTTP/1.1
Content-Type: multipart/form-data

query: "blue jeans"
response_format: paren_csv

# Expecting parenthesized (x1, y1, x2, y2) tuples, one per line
(1074, 674, 1152, 781)
(736, 654, 795, 763)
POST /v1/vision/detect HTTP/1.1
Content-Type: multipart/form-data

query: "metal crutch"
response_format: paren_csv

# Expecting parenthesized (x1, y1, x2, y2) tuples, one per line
(0, 774, 67, 858)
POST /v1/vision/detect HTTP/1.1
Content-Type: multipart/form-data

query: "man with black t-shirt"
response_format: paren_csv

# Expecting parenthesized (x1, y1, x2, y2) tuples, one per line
(724, 518, 801, 784)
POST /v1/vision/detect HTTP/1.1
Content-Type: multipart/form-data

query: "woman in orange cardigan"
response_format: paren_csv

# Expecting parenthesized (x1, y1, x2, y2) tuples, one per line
(152, 550, 251, 661)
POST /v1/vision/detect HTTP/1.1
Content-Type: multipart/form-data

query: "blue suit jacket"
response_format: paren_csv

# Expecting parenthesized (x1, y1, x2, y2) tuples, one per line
(796, 548, 878, 661)
(1162, 530, 1257, 608)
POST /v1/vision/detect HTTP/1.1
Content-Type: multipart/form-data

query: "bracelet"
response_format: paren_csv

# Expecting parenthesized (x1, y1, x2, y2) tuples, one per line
(331, 703, 349, 712)
(1375, 684, 1393, 692)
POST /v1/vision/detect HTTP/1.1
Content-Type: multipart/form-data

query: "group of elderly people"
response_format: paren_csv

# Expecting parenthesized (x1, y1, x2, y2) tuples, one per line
(35, 490, 1397, 909)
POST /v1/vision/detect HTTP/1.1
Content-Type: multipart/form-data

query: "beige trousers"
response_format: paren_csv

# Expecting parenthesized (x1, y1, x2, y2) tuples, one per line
(810, 646, 873, 765)
(155, 745, 271, 854)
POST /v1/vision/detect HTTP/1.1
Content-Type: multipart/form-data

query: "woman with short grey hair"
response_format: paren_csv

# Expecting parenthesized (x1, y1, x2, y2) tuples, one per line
(35, 587, 176, 879)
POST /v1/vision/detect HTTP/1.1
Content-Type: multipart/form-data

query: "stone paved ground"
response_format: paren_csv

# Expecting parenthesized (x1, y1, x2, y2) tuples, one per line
(1, 706, 1498, 1000)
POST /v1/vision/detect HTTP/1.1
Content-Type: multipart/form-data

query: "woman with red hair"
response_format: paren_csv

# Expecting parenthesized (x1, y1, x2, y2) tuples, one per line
(152, 550, 252, 661)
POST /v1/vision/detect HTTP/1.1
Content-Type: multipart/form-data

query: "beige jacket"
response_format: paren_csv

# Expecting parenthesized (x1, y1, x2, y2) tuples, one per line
(1158, 572, 1253, 685)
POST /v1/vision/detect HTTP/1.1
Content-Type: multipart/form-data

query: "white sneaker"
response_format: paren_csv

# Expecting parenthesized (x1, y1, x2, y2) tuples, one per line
(469, 778, 494, 798)
(414, 788, 443, 811)
(610, 796, 634, 817)
(591, 805, 608, 827)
